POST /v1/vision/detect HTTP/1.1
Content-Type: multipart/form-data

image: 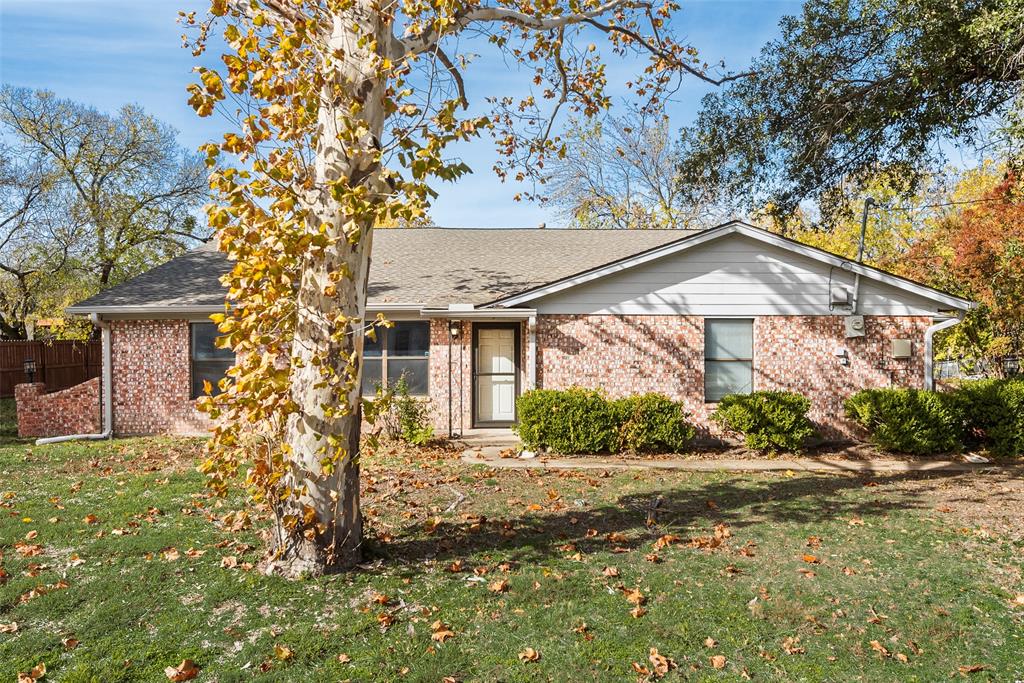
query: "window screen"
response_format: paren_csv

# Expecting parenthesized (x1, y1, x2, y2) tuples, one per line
(704, 319, 753, 402)
(190, 323, 234, 399)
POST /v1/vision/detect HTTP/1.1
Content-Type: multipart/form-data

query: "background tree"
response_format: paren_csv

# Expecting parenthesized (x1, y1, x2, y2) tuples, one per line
(0, 88, 209, 338)
(677, 0, 1024, 215)
(0, 147, 73, 338)
(0, 87, 209, 289)
(905, 171, 1024, 373)
(536, 110, 729, 229)
(184, 0, 745, 576)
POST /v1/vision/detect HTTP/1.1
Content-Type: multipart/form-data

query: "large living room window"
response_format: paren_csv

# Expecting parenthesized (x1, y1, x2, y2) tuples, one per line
(190, 322, 234, 398)
(704, 318, 753, 402)
(362, 321, 430, 396)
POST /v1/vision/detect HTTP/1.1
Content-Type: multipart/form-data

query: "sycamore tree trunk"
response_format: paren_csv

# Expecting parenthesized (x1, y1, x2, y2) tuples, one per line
(269, 7, 389, 577)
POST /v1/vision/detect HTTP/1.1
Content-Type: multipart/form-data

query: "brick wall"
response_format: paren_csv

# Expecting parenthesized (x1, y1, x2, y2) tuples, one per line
(110, 320, 211, 436)
(15, 378, 101, 438)
(536, 314, 931, 440)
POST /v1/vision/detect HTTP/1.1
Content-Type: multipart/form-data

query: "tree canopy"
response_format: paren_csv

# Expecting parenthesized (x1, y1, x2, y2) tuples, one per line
(678, 0, 1024, 214)
(0, 88, 208, 338)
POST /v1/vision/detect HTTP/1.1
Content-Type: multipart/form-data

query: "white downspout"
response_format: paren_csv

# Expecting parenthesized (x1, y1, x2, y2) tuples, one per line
(527, 315, 537, 390)
(35, 313, 114, 445)
(924, 317, 961, 392)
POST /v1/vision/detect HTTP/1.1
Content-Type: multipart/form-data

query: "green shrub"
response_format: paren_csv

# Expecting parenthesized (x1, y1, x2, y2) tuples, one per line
(515, 388, 619, 454)
(711, 391, 817, 453)
(393, 374, 435, 446)
(613, 393, 696, 454)
(515, 388, 694, 454)
(844, 388, 961, 455)
(947, 378, 1024, 457)
(370, 375, 434, 446)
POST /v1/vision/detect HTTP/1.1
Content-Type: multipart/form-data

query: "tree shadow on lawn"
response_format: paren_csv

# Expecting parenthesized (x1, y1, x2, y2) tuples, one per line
(368, 469, 1006, 567)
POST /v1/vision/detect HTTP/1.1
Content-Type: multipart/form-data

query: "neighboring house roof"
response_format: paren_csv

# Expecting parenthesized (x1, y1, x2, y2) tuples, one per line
(67, 227, 697, 314)
(66, 221, 973, 315)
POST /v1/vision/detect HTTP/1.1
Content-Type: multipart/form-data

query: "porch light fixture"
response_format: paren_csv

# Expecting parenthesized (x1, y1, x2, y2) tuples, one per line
(448, 321, 461, 338)
(23, 357, 36, 383)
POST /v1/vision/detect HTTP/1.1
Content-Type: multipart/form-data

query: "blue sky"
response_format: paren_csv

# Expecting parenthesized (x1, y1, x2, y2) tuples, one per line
(0, 0, 801, 227)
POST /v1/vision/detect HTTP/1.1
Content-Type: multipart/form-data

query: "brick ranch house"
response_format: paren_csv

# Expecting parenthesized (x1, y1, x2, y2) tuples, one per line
(21, 221, 973, 442)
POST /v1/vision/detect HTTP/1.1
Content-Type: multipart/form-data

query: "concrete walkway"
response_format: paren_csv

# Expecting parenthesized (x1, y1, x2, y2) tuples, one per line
(460, 447, 1013, 474)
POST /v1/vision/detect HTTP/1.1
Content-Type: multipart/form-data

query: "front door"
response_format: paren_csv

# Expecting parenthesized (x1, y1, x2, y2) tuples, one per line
(474, 325, 518, 425)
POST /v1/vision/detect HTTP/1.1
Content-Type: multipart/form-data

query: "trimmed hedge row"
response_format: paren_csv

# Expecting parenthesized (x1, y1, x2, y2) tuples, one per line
(710, 391, 817, 453)
(515, 388, 695, 454)
(516, 379, 1024, 457)
(844, 379, 1024, 456)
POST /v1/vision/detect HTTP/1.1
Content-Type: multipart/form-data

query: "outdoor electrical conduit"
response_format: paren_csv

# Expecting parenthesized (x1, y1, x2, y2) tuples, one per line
(35, 313, 113, 445)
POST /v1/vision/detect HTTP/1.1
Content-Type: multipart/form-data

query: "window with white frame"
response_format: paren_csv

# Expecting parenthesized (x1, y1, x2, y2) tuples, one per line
(704, 318, 753, 402)
(190, 322, 235, 399)
(361, 321, 430, 396)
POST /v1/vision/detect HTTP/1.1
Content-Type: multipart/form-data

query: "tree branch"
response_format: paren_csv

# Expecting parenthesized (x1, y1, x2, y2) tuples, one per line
(581, 18, 752, 86)
(433, 47, 468, 108)
(399, 0, 644, 56)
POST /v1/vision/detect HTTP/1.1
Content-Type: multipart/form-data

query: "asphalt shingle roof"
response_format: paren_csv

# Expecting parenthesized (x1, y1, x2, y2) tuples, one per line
(67, 227, 699, 312)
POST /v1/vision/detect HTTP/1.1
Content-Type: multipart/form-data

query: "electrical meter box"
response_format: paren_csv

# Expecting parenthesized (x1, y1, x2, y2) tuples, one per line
(844, 315, 865, 338)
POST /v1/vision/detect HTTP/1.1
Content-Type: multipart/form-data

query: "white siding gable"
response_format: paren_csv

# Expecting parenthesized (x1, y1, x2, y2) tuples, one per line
(533, 233, 944, 316)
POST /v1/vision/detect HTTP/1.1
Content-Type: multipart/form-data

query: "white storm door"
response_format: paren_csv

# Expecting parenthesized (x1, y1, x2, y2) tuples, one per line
(476, 327, 517, 423)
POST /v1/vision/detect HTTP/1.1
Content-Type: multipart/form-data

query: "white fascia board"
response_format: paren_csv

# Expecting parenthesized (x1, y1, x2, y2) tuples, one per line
(487, 221, 975, 311)
(420, 307, 537, 319)
(65, 305, 224, 317)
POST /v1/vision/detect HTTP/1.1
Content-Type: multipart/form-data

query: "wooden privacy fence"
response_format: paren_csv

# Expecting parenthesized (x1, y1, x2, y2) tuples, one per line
(0, 340, 102, 398)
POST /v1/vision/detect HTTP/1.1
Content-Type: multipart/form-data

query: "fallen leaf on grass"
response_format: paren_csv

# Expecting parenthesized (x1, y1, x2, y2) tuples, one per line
(17, 662, 45, 683)
(14, 542, 43, 557)
(630, 606, 647, 618)
(488, 579, 509, 593)
(274, 644, 293, 660)
(958, 664, 987, 675)
(802, 554, 820, 564)
(602, 566, 620, 578)
(82, 514, 99, 525)
(62, 637, 79, 650)
(782, 636, 805, 655)
(653, 534, 680, 550)
(709, 654, 727, 669)
(430, 620, 456, 643)
(24, 530, 37, 541)
(68, 554, 85, 567)
(162, 548, 180, 561)
(518, 647, 540, 662)
(221, 556, 238, 569)
(1010, 594, 1024, 606)
(797, 568, 816, 578)
(0, 622, 18, 633)
(869, 640, 890, 658)
(649, 648, 676, 676)
(164, 659, 199, 681)
(622, 587, 646, 605)
(371, 592, 390, 605)
(704, 637, 718, 648)
(895, 653, 909, 663)
(337, 653, 351, 663)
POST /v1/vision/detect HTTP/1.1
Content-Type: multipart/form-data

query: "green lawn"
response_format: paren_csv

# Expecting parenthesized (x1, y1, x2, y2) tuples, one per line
(0, 397, 22, 446)
(1, 437, 1022, 682)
